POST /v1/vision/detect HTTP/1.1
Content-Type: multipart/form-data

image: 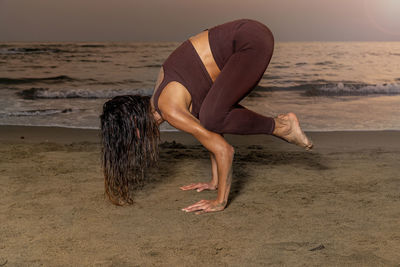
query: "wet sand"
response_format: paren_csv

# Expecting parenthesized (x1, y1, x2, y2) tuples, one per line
(0, 126, 399, 266)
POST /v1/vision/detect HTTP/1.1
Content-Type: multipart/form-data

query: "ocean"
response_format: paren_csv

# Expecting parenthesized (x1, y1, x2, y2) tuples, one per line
(1, 41, 400, 132)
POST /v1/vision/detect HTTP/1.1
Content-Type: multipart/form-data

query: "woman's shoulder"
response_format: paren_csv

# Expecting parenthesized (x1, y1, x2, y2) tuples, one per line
(157, 81, 192, 117)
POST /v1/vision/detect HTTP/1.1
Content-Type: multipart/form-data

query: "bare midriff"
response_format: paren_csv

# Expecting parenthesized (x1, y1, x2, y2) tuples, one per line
(188, 30, 221, 83)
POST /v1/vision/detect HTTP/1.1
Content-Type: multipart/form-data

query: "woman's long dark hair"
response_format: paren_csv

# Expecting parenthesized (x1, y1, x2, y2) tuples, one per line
(100, 95, 160, 205)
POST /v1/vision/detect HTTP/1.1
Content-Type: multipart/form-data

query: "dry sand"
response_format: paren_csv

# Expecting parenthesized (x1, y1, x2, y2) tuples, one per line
(0, 125, 399, 266)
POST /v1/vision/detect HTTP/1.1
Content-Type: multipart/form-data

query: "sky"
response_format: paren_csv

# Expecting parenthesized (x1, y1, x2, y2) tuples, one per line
(0, 0, 400, 42)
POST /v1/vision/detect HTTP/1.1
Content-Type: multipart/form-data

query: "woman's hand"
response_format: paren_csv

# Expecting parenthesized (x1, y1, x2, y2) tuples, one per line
(181, 199, 226, 215)
(180, 182, 217, 192)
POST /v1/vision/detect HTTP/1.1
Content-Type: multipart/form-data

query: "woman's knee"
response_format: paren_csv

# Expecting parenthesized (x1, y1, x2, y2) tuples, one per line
(258, 28, 274, 61)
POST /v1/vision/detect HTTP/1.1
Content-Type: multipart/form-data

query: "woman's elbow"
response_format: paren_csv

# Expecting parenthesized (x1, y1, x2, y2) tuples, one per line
(215, 142, 235, 161)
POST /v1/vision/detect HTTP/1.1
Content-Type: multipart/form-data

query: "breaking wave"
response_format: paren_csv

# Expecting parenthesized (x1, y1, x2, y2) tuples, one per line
(302, 82, 400, 96)
(255, 82, 400, 96)
(17, 87, 153, 99)
(0, 108, 73, 117)
(0, 47, 68, 54)
(0, 75, 77, 85)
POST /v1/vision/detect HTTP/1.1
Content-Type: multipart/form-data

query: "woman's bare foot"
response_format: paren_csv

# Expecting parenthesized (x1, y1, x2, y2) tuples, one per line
(273, 113, 313, 150)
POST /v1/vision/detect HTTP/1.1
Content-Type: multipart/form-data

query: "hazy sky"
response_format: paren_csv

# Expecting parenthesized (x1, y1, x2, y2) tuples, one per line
(1, 0, 400, 42)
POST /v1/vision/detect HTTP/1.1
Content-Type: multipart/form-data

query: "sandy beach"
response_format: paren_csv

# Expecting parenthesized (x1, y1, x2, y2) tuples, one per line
(0, 125, 399, 266)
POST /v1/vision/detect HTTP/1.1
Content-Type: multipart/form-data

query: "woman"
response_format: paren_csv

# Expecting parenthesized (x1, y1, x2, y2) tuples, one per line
(100, 19, 313, 214)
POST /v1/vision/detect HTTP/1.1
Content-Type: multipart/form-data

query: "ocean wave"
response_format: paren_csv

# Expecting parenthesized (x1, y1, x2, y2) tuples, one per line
(262, 74, 282, 80)
(79, 59, 111, 63)
(302, 82, 400, 96)
(0, 47, 67, 54)
(0, 44, 115, 55)
(0, 75, 142, 87)
(255, 81, 364, 92)
(79, 44, 106, 48)
(255, 81, 400, 96)
(315, 61, 334, 66)
(129, 64, 162, 69)
(17, 87, 153, 99)
(0, 75, 77, 85)
(16, 82, 396, 99)
(273, 65, 290, 69)
(0, 108, 73, 117)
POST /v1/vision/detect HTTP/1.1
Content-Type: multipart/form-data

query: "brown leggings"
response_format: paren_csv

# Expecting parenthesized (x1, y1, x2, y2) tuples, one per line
(199, 24, 275, 135)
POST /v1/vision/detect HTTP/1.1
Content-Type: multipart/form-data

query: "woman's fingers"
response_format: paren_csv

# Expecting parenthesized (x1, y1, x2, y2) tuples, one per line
(196, 184, 209, 192)
(180, 183, 208, 191)
(183, 200, 206, 209)
(194, 206, 218, 215)
(180, 183, 200, 190)
(195, 205, 225, 215)
(194, 206, 214, 215)
(181, 200, 210, 212)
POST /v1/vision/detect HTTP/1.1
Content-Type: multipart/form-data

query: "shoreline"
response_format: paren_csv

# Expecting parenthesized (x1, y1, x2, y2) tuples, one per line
(1, 124, 400, 151)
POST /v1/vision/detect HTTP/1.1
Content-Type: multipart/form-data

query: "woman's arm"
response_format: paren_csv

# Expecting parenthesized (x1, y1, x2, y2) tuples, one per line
(161, 102, 234, 214)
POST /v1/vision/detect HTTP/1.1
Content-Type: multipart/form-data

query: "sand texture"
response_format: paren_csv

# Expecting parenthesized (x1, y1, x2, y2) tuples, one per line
(0, 126, 400, 266)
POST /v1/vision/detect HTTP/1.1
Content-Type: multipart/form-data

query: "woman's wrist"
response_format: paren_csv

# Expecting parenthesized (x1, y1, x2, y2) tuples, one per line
(215, 198, 227, 208)
(210, 179, 218, 188)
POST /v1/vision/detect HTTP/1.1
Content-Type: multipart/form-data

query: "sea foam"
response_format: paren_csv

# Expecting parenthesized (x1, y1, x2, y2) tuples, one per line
(17, 87, 153, 99)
